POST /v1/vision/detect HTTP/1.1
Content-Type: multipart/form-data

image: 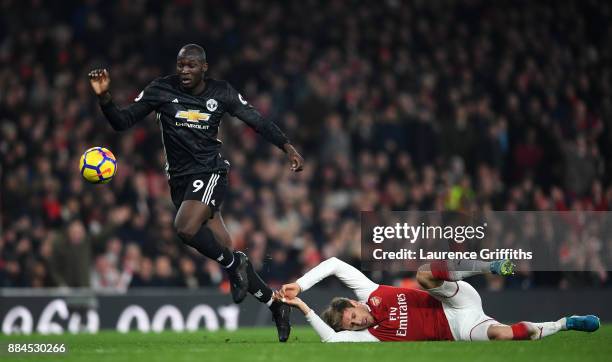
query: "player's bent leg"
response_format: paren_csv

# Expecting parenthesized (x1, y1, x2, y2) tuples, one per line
(175, 200, 213, 241)
(423, 277, 496, 341)
(208, 212, 292, 342)
(206, 212, 232, 249)
(430, 280, 482, 309)
(174, 201, 249, 303)
(208, 212, 264, 304)
(174, 201, 234, 264)
(175, 201, 233, 264)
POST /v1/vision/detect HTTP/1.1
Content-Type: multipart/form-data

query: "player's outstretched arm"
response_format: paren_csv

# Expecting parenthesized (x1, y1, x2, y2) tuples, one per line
(280, 296, 378, 343)
(284, 257, 378, 302)
(88, 68, 155, 131)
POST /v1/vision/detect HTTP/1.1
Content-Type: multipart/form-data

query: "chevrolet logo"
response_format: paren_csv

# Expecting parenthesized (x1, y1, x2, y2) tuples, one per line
(175, 109, 210, 122)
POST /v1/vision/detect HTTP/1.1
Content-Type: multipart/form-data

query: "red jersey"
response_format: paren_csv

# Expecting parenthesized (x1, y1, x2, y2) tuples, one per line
(366, 285, 454, 341)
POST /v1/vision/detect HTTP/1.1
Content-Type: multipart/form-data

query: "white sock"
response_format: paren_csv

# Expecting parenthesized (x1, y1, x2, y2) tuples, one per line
(453, 260, 491, 280)
(431, 260, 492, 281)
(530, 321, 563, 340)
(265, 297, 273, 307)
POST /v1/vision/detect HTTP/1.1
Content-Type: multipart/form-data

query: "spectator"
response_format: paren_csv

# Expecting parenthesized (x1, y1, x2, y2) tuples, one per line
(49, 220, 91, 288)
(152, 256, 179, 287)
(129, 257, 155, 288)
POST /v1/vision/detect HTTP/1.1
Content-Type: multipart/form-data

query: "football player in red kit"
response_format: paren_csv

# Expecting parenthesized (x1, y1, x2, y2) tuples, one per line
(276, 258, 600, 342)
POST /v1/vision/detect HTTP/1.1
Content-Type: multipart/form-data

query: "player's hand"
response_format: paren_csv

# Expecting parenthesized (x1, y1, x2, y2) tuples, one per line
(279, 296, 311, 315)
(283, 144, 304, 172)
(88, 68, 111, 97)
(278, 282, 301, 299)
(280, 296, 303, 307)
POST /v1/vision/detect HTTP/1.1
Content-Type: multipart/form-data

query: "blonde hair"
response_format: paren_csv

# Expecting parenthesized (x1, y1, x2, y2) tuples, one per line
(320, 297, 353, 331)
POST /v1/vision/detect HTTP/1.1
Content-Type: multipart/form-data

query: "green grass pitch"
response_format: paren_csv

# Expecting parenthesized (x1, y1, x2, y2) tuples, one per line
(1, 325, 610, 362)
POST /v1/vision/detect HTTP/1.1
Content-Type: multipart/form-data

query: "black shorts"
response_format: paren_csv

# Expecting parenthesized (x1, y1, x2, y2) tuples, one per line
(169, 172, 228, 214)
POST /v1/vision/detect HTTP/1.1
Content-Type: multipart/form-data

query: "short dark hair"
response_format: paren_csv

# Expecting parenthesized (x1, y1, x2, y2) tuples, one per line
(178, 44, 206, 62)
(320, 297, 353, 332)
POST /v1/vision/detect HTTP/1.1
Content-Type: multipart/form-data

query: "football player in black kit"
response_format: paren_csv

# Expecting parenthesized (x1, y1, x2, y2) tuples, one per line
(88, 44, 303, 342)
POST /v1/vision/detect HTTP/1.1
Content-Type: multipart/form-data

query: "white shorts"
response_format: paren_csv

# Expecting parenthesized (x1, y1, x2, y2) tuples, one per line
(427, 281, 500, 341)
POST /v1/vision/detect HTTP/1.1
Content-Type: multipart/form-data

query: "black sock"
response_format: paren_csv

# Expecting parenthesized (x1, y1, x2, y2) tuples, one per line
(246, 260, 273, 304)
(181, 227, 234, 268)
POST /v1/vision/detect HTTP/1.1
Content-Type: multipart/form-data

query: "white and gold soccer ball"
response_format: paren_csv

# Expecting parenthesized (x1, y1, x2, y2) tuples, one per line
(79, 147, 117, 184)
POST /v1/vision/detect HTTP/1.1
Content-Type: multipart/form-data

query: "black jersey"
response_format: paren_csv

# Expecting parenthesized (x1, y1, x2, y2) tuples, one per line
(99, 75, 289, 178)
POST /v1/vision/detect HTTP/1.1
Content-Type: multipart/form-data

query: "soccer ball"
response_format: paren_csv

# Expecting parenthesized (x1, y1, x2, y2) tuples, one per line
(79, 147, 117, 184)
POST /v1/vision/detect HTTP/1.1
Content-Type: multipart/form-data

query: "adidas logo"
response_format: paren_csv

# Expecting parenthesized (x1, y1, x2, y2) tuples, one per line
(217, 254, 224, 262)
(211, 199, 216, 206)
(172, 98, 179, 103)
(254, 290, 263, 298)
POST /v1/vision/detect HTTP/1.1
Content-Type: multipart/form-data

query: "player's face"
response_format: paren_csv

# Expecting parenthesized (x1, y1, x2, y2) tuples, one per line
(341, 303, 375, 331)
(176, 54, 207, 89)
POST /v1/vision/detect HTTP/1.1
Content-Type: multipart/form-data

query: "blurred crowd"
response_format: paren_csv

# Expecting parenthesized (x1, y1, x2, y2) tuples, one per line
(1, 0, 611, 292)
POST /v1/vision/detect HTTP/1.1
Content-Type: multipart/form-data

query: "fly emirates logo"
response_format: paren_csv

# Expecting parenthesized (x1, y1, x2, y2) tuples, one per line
(389, 293, 408, 336)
